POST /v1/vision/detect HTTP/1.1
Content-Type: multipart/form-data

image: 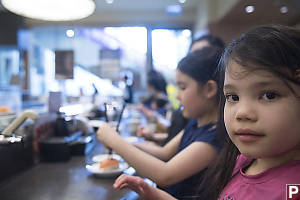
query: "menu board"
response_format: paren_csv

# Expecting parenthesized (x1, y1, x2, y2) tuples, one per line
(55, 50, 74, 80)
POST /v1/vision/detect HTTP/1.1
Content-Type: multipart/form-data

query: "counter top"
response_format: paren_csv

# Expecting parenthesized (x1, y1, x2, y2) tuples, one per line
(0, 140, 139, 200)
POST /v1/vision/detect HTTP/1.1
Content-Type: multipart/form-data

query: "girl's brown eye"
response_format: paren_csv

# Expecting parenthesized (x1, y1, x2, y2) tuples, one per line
(225, 94, 239, 102)
(262, 92, 278, 100)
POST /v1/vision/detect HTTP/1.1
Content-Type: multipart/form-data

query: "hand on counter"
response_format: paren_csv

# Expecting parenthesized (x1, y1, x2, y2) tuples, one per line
(137, 125, 168, 145)
(114, 174, 176, 200)
(137, 125, 152, 139)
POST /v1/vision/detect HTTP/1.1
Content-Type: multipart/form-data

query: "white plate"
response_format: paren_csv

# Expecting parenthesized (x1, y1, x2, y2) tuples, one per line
(123, 136, 139, 144)
(92, 154, 122, 163)
(86, 161, 129, 178)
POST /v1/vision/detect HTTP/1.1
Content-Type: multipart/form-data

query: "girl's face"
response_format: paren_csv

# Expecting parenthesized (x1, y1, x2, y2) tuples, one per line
(176, 70, 207, 118)
(147, 85, 156, 96)
(223, 61, 300, 159)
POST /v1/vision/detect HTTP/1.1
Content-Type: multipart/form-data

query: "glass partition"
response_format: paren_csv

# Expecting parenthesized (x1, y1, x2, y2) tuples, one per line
(152, 28, 191, 83)
(0, 46, 20, 87)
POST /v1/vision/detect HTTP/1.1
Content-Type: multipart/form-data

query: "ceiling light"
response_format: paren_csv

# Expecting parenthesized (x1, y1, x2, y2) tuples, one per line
(66, 30, 75, 37)
(280, 6, 288, 14)
(106, 0, 114, 4)
(178, 0, 186, 3)
(1, 0, 95, 21)
(245, 5, 255, 13)
(166, 5, 182, 15)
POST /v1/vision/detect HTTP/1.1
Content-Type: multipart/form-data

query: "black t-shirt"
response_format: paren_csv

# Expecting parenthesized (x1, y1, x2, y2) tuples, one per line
(162, 108, 188, 145)
(161, 120, 221, 199)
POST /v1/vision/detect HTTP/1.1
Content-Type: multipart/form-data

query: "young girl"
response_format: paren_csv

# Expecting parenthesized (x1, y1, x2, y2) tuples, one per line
(97, 47, 223, 199)
(113, 25, 300, 200)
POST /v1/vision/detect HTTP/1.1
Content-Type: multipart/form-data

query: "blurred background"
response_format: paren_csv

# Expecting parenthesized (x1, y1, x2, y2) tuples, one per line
(0, 0, 299, 110)
(0, 1, 299, 199)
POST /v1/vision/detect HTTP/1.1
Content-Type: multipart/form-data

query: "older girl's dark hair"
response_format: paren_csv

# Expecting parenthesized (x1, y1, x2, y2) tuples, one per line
(177, 46, 223, 85)
(196, 25, 300, 200)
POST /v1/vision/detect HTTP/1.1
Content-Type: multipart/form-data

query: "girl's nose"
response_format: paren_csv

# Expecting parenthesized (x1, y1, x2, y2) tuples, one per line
(235, 101, 257, 122)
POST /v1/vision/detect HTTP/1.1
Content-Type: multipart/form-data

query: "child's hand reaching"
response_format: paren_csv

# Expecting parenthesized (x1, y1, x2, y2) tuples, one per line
(113, 174, 158, 200)
(97, 122, 120, 149)
(113, 174, 176, 200)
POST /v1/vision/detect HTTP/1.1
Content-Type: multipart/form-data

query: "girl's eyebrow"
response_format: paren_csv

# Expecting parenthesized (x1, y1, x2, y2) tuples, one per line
(176, 81, 185, 85)
(224, 81, 283, 91)
(251, 81, 280, 88)
(223, 84, 234, 91)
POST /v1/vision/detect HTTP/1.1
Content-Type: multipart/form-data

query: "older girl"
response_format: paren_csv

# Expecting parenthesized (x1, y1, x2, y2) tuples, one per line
(97, 47, 222, 199)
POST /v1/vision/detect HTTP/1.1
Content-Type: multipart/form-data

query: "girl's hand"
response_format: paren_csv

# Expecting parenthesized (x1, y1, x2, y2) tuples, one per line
(113, 174, 158, 200)
(143, 108, 155, 118)
(135, 104, 144, 111)
(137, 125, 153, 139)
(137, 125, 145, 138)
(96, 122, 119, 148)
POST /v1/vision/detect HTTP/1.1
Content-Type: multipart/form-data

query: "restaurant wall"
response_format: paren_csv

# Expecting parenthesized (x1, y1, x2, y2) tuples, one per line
(0, 12, 23, 45)
(27, 27, 101, 69)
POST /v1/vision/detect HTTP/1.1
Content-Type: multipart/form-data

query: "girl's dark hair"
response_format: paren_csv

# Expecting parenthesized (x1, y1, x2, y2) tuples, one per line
(190, 34, 225, 50)
(196, 25, 300, 200)
(223, 25, 300, 84)
(177, 46, 223, 85)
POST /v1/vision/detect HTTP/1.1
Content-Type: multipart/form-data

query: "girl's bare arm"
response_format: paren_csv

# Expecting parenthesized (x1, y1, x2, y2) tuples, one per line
(97, 123, 217, 187)
(134, 130, 183, 161)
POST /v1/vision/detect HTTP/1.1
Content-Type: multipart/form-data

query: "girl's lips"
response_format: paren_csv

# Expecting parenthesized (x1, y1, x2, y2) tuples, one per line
(236, 134, 264, 142)
(235, 129, 265, 142)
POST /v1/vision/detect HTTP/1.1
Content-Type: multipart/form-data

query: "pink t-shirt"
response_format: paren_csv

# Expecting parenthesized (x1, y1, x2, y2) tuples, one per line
(219, 155, 300, 200)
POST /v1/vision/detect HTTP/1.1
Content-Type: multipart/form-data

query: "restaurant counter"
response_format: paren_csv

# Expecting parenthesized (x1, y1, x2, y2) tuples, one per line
(0, 139, 139, 200)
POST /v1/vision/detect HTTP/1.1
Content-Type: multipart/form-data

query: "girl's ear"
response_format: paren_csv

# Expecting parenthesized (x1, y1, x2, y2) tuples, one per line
(204, 80, 218, 99)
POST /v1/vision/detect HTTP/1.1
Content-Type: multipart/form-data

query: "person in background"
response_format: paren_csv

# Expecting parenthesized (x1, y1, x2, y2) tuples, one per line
(113, 25, 300, 200)
(138, 34, 225, 146)
(189, 34, 225, 53)
(137, 70, 169, 117)
(97, 47, 223, 199)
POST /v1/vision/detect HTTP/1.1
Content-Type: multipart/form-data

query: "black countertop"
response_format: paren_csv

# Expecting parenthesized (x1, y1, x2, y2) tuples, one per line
(0, 140, 139, 200)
